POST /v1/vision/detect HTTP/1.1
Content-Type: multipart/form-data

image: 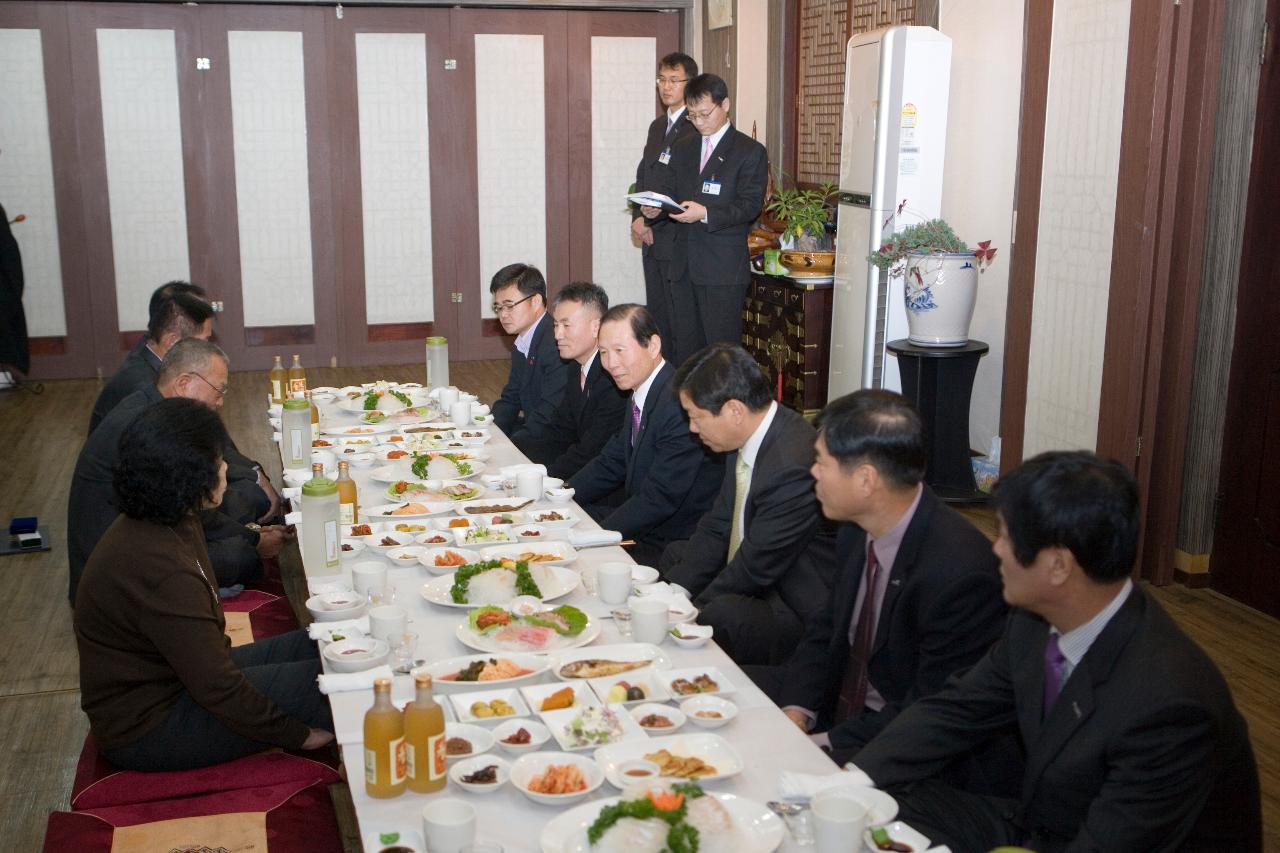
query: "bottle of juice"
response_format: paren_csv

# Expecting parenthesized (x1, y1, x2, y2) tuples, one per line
(336, 460, 358, 525)
(404, 673, 447, 793)
(306, 390, 320, 443)
(269, 355, 287, 403)
(288, 354, 307, 396)
(364, 678, 406, 798)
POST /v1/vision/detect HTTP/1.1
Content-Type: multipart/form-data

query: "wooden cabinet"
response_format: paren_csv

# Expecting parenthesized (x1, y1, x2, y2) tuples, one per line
(741, 273, 834, 416)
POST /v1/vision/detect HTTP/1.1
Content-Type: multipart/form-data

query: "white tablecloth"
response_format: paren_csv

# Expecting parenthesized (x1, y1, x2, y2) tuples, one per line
(280, 392, 843, 852)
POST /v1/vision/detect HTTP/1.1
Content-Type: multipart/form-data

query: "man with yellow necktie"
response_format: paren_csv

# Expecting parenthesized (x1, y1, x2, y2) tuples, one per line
(660, 343, 836, 665)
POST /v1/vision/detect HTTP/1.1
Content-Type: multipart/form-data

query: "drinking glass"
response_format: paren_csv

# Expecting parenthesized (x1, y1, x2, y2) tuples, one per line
(611, 608, 634, 639)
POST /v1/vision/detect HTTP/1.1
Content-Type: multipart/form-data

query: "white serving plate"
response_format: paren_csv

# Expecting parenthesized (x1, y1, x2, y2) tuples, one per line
(629, 702, 686, 734)
(540, 792, 783, 853)
(385, 479, 485, 505)
(421, 564, 581, 609)
(453, 497, 535, 516)
(305, 592, 366, 623)
(442, 722, 495, 763)
(510, 752, 605, 806)
(321, 637, 389, 673)
(594, 733, 743, 788)
(492, 718, 551, 753)
(549, 643, 671, 681)
(864, 821, 929, 851)
(417, 546, 482, 574)
(480, 541, 579, 567)
(454, 615, 602, 655)
(435, 511, 526, 530)
(364, 501, 455, 521)
(320, 422, 397, 437)
(520, 681, 600, 717)
(663, 666, 737, 699)
(449, 687, 531, 724)
(585, 672, 672, 706)
(412, 530, 455, 546)
(422, 653, 549, 692)
(384, 545, 428, 566)
(451, 526, 516, 547)
(540, 705, 649, 752)
(448, 754, 510, 793)
(357, 529, 418, 554)
(523, 508, 581, 531)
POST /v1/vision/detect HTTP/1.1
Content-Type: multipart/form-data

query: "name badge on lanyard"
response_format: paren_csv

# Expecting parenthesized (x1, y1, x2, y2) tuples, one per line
(702, 180, 722, 196)
(658, 148, 671, 165)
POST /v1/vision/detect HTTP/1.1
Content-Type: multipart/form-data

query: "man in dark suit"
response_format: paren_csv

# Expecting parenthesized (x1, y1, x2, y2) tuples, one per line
(0, 201, 28, 379)
(568, 304, 721, 566)
(631, 52, 699, 359)
(747, 390, 1005, 762)
(659, 343, 836, 665)
(854, 451, 1262, 853)
(88, 281, 214, 434)
(641, 73, 768, 362)
(67, 340, 290, 604)
(489, 263, 566, 441)
(513, 282, 628, 479)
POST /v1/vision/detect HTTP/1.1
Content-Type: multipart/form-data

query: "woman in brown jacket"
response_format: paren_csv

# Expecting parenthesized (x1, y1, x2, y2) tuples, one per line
(74, 397, 333, 771)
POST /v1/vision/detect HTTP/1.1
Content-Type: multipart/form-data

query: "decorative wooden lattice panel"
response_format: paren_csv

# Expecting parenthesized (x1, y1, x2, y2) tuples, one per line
(795, 0, 915, 186)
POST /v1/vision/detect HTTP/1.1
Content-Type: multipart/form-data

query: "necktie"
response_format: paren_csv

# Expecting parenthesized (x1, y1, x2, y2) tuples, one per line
(630, 401, 642, 446)
(837, 544, 880, 720)
(726, 455, 750, 561)
(666, 115, 675, 136)
(580, 369, 587, 391)
(699, 136, 713, 172)
(1043, 633, 1067, 717)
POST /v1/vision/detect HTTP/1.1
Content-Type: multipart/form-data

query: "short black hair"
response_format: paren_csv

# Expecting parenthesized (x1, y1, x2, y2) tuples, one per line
(673, 343, 771, 415)
(114, 397, 229, 525)
(993, 451, 1138, 583)
(147, 281, 213, 342)
(685, 73, 729, 106)
(158, 338, 228, 386)
(600, 303, 660, 348)
(551, 281, 609, 319)
(489, 263, 548, 306)
(659, 52, 698, 80)
(814, 390, 926, 488)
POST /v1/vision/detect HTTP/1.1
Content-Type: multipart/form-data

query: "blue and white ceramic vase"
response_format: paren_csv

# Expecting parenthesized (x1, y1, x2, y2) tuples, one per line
(903, 251, 979, 347)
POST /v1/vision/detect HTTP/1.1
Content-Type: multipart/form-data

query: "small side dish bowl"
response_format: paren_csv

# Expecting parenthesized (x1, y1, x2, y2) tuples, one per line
(680, 695, 738, 729)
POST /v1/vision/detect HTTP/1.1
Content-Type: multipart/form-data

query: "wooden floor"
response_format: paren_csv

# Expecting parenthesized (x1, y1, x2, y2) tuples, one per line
(2, 363, 1276, 850)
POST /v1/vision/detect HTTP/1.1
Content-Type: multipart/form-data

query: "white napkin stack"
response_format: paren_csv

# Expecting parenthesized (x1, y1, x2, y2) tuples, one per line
(317, 665, 394, 695)
(778, 768, 875, 801)
(307, 616, 370, 642)
(567, 529, 623, 549)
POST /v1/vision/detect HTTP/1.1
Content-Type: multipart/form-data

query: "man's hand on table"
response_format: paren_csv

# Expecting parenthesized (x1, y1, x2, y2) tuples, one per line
(255, 524, 294, 559)
(302, 728, 335, 750)
(784, 708, 810, 731)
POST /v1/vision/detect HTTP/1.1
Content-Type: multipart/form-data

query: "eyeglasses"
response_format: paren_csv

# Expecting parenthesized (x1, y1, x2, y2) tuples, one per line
(491, 292, 536, 315)
(656, 76, 688, 86)
(687, 106, 721, 121)
(190, 372, 228, 398)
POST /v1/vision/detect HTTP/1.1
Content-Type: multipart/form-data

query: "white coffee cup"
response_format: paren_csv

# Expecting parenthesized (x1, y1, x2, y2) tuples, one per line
(450, 400, 473, 427)
(368, 604, 408, 643)
(437, 387, 460, 409)
(350, 561, 387, 599)
(515, 470, 544, 501)
(631, 598, 669, 645)
(812, 788, 869, 853)
(422, 798, 476, 853)
(597, 562, 633, 605)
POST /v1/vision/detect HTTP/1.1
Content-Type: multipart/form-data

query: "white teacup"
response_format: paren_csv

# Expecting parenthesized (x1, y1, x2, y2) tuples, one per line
(450, 401, 472, 427)
(350, 561, 387, 599)
(422, 798, 476, 853)
(597, 562, 633, 606)
(368, 604, 409, 643)
(437, 387, 460, 410)
(812, 788, 869, 853)
(516, 470, 544, 501)
(631, 598, 669, 645)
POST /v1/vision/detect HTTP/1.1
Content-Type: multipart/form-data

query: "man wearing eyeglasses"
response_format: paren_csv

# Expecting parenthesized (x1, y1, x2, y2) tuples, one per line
(489, 263, 567, 441)
(631, 52, 700, 359)
(67, 339, 292, 604)
(641, 73, 768, 362)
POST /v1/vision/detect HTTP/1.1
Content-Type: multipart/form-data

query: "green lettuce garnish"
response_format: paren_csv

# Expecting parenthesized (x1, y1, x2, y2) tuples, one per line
(587, 783, 706, 849)
(525, 604, 588, 636)
(411, 452, 474, 480)
(467, 605, 509, 632)
(450, 561, 541, 604)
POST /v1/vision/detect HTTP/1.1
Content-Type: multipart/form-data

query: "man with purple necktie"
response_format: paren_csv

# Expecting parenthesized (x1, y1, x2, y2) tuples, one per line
(854, 451, 1262, 853)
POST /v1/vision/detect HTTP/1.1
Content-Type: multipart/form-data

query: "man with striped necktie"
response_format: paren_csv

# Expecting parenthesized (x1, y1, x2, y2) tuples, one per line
(660, 343, 836, 665)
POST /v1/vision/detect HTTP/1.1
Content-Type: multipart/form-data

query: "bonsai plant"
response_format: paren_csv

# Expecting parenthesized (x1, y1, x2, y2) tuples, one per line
(867, 217, 998, 279)
(764, 178, 838, 251)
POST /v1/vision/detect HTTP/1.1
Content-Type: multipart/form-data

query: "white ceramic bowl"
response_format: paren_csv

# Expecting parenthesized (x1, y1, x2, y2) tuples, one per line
(448, 754, 510, 794)
(443, 722, 495, 763)
(305, 590, 367, 623)
(668, 623, 714, 649)
(418, 546, 481, 575)
(680, 695, 738, 729)
(339, 539, 367, 561)
(543, 487, 575, 505)
(385, 545, 429, 566)
(508, 751, 605, 805)
(491, 719, 551, 754)
(321, 637, 389, 673)
(631, 565, 660, 585)
(629, 702, 687, 733)
(341, 450, 376, 468)
(413, 530, 455, 547)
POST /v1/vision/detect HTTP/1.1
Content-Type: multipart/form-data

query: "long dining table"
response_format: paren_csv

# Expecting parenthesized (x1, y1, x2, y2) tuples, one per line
(278, 385, 846, 852)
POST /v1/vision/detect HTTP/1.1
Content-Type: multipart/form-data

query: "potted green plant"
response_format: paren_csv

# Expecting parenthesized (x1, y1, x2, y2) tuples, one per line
(764, 179, 838, 276)
(868, 217, 997, 347)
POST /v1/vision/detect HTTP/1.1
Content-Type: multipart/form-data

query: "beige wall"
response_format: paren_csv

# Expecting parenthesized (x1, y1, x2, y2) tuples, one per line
(734, 0, 770, 144)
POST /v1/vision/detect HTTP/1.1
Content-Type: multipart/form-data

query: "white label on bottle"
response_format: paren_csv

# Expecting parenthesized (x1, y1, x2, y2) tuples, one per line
(271, 379, 282, 401)
(340, 502, 355, 525)
(390, 736, 407, 785)
(311, 422, 320, 442)
(427, 731, 445, 780)
(323, 520, 339, 567)
(289, 429, 304, 465)
(405, 742, 417, 781)
(364, 747, 377, 784)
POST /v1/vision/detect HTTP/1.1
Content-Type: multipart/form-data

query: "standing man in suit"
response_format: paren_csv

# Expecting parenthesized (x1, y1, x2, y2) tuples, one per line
(854, 452, 1262, 853)
(489, 263, 566, 441)
(660, 343, 836, 665)
(513, 281, 628, 479)
(641, 73, 768, 362)
(747, 390, 1005, 762)
(631, 52, 699, 359)
(568, 304, 721, 565)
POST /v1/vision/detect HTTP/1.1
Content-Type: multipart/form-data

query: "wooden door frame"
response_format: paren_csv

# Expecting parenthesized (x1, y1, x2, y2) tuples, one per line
(1000, 0, 1227, 585)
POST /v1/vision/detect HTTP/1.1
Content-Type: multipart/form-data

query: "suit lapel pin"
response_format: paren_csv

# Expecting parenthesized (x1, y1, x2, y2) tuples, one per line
(1072, 701, 1082, 719)
(889, 578, 901, 587)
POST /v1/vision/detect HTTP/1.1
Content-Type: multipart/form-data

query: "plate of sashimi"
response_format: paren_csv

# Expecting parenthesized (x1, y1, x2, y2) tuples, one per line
(455, 604, 601, 653)
(421, 559, 581, 608)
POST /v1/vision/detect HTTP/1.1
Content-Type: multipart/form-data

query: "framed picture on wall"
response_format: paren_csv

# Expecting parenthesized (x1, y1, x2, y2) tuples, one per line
(708, 0, 733, 30)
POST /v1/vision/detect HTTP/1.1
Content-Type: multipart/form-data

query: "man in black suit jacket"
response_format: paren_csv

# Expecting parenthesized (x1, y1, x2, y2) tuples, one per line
(659, 343, 836, 665)
(747, 390, 1005, 762)
(568, 305, 721, 566)
(641, 74, 768, 362)
(88, 281, 214, 434)
(631, 52, 700, 359)
(513, 282, 628, 479)
(489, 263, 566, 441)
(854, 452, 1262, 853)
(0, 201, 28, 377)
